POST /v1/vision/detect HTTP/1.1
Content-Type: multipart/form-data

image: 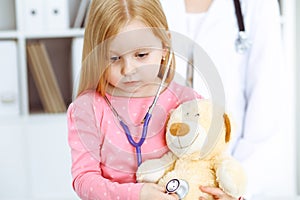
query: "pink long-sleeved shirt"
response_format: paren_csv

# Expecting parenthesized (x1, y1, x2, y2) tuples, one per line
(67, 81, 201, 200)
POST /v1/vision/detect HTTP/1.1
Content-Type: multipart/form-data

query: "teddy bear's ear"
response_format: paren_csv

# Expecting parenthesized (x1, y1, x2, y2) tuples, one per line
(223, 113, 231, 143)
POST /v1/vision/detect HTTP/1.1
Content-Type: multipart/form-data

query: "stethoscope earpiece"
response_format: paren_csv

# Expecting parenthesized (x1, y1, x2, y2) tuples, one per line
(166, 178, 189, 199)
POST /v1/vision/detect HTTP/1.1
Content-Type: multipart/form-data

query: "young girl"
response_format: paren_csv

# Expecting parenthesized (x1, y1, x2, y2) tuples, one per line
(68, 0, 239, 199)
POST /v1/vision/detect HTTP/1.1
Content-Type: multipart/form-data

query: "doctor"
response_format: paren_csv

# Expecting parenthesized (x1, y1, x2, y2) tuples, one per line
(160, 0, 284, 198)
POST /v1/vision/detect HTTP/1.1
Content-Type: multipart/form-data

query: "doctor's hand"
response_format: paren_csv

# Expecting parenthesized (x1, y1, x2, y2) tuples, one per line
(199, 186, 237, 200)
(140, 183, 179, 200)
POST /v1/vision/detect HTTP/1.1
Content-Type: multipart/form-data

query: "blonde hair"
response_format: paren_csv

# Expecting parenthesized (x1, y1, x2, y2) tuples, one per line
(76, 0, 175, 97)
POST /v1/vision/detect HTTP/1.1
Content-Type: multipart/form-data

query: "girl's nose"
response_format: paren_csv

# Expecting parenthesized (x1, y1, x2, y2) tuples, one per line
(121, 57, 137, 76)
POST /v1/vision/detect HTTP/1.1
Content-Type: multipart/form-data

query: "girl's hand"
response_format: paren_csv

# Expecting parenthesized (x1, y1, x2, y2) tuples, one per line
(199, 186, 237, 200)
(140, 183, 179, 200)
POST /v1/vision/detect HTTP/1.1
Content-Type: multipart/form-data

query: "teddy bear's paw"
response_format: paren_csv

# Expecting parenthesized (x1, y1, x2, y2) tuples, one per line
(136, 159, 168, 183)
(158, 171, 178, 187)
(216, 160, 247, 198)
(136, 170, 163, 183)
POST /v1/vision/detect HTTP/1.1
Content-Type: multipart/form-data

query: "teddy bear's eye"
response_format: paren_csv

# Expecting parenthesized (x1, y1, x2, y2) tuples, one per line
(195, 113, 200, 117)
(186, 112, 189, 116)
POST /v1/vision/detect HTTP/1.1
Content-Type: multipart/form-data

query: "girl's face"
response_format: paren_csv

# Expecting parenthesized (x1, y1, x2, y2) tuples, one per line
(107, 19, 166, 97)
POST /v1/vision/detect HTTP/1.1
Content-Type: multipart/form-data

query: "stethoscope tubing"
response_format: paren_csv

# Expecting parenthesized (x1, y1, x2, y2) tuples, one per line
(120, 112, 152, 166)
(233, 0, 245, 32)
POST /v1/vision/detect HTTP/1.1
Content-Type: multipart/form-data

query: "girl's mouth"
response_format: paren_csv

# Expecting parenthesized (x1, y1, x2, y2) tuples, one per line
(123, 81, 140, 87)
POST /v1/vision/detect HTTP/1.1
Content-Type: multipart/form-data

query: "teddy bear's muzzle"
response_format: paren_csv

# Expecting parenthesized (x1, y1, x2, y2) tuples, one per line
(169, 123, 190, 136)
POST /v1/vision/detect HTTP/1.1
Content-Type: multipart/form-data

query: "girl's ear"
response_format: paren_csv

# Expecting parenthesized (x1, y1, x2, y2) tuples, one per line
(162, 31, 171, 57)
(162, 47, 168, 58)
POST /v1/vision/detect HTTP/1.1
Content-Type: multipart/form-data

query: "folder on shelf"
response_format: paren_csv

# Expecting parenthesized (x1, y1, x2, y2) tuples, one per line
(71, 37, 84, 97)
(26, 42, 66, 113)
(44, 0, 70, 30)
(0, 41, 20, 116)
(73, 0, 91, 28)
(24, 0, 44, 31)
(0, 0, 16, 30)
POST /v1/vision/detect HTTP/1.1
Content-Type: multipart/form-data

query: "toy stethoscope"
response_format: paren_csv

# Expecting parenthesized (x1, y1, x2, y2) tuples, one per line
(104, 49, 173, 167)
(166, 178, 189, 199)
(234, 0, 251, 53)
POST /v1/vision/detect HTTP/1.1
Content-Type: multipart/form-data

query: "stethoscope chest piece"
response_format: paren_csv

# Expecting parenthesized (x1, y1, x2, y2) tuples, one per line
(166, 178, 189, 199)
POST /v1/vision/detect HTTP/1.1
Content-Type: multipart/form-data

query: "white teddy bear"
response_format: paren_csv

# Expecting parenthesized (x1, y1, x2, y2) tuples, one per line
(136, 99, 247, 200)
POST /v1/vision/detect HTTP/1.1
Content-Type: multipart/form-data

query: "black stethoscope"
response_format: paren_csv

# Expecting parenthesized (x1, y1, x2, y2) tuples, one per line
(233, 0, 251, 54)
(104, 50, 173, 167)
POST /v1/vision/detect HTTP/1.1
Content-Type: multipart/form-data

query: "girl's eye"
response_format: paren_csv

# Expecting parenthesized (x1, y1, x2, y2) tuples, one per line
(136, 52, 149, 58)
(110, 56, 120, 63)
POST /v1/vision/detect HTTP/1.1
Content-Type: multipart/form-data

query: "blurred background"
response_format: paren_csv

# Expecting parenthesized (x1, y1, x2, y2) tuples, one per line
(0, 0, 299, 199)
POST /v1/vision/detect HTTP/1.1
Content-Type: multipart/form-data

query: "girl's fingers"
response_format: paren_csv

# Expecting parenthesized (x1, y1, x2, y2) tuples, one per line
(199, 186, 237, 200)
(160, 191, 179, 200)
(199, 185, 224, 197)
(155, 184, 166, 192)
(155, 184, 179, 200)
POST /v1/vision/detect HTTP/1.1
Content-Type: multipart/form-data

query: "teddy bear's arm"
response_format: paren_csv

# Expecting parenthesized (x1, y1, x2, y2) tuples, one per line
(136, 151, 177, 183)
(214, 156, 247, 198)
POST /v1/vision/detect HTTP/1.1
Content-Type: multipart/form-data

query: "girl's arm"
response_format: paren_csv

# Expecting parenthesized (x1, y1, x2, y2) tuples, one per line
(67, 93, 143, 200)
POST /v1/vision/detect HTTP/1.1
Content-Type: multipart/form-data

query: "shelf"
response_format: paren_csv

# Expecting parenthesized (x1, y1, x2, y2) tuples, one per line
(0, 0, 88, 199)
(26, 38, 73, 114)
(0, 31, 19, 39)
(0, 29, 85, 40)
(0, 0, 88, 116)
(24, 28, 85, 39)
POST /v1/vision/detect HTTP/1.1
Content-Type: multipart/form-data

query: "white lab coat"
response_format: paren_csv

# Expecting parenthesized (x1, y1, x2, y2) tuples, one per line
(160, 0, 285, 197)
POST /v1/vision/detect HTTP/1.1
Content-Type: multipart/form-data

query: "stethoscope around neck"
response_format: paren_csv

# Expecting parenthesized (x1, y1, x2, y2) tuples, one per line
(104, 49, 173, 167)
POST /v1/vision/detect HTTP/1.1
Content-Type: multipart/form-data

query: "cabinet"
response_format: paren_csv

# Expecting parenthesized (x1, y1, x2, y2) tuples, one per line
(0, 0, 85, 116)
(0, 0, 86, 199)
(0, 115, 79, 200)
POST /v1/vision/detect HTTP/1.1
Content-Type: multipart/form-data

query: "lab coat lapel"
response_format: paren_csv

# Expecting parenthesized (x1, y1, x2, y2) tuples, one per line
(194, 0, 236, 45)
(160, 0, 188, 36)
(191, 0, 239, 98)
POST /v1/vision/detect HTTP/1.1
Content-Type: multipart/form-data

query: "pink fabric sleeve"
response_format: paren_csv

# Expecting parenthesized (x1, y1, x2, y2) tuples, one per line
(67, 93, 143, 200)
